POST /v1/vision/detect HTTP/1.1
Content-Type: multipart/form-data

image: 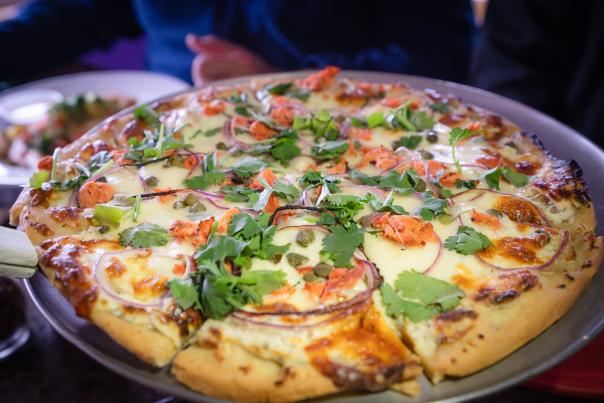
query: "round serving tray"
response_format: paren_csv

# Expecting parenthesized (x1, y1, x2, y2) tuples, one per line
(23, 71, 604, 402)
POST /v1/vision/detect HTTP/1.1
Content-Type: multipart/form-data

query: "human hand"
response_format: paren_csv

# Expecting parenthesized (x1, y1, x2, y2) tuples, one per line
(186, 34, 275, 86)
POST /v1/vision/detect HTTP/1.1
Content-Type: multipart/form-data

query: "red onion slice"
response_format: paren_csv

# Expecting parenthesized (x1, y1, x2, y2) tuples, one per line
(93, 250, 188, 309)
(231, 299, 368, 330)
(476, 230, 569, 271)
(224, 119, 252, 151)
(450, 189, 550, 226)
(236, 258, 379, 318)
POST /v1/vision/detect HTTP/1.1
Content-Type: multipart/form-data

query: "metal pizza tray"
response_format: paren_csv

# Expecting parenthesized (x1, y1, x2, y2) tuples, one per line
(23, 71, 604, 402)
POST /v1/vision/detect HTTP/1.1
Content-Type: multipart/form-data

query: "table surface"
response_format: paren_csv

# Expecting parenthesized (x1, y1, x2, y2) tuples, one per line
(0, 282, 595, 403)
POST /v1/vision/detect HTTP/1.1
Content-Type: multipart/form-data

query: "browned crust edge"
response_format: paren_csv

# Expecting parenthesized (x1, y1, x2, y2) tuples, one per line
(421, 234, 603, 381)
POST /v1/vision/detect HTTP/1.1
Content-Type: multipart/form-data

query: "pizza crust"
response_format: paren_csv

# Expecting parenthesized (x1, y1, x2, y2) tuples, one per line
(92, 311, 177, 367)
(413, 235, 603, 382)
(172, 341, 339, 402)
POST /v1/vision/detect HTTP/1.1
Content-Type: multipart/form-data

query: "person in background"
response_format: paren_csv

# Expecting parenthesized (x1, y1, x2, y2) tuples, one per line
(472, 0, 604, 143)
(0, 0, 476, 86)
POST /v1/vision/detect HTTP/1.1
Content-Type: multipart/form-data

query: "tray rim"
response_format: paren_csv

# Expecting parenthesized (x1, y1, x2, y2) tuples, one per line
(21, 69, 604, 403)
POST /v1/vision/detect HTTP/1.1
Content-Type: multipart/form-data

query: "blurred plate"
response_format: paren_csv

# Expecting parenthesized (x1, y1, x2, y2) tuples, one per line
(22, 70, 604, 402)
(0, 70, 189, 193)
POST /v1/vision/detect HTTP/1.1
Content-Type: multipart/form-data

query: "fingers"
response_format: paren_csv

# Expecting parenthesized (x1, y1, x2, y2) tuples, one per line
(187, 33, 276, 86)
(191, 51, 247, 86)
(185, 33, 240, 54)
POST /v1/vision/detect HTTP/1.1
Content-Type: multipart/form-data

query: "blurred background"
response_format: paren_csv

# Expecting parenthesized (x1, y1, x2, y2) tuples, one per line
(0, 0, 603, 402)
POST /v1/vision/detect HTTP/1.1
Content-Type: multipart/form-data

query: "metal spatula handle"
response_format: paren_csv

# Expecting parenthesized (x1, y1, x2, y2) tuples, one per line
(0, 226, 37, 278)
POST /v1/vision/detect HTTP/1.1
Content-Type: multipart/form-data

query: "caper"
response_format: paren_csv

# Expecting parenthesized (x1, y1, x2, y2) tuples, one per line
(98, 225, 110, 234)
(216, 142, 228, 150)
(313, 263, 333, 278)
(303, 272, 318, 282)
(95, 176, 107, 183)
(286, 253, 309, 268)
(173, 200, 186, 209)
(334, 114, 346, 123)
(504, 141, 519, 151)
(353, 140, 362, 150)
(189, 202, 206, 213)
(550, 205, 560, 214)
(144, 176, 158, 187)
(415, 180, 427, 192)
(183, 193, 199, 206)
(486, 209, 503, 217)
(426, 130, 439, 143)
(295, 229, 315, 247)
(166, 156, 184, 167)
(272, 254, 283, 264)
(420, 150, 434, 160)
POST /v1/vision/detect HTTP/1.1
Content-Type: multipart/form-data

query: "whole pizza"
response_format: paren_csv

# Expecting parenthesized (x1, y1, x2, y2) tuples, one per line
(10, 67, 602, 402)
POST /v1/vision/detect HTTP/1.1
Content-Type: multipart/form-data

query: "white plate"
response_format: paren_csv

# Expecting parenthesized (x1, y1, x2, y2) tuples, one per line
(0, 70, 190, 191)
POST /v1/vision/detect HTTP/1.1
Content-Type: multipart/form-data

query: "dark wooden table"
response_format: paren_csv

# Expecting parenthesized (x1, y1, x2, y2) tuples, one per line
(0, 280, 594, 403)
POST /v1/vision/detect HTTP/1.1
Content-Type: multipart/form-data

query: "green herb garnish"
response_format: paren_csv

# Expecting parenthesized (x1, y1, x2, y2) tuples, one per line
(444, 226, 492, 255)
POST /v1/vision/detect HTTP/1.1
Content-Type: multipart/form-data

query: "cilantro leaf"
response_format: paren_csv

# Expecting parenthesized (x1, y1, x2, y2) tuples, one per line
(322, 194, 365, 227)
(455, 179, 477, 190)
(392, 135, 423, 150)
(444, 226, 492, 255)
(199, 267, 286, 319)
(133, 104, 160, 128)
(349, 169, 380, 186)
(394, 271, 465, 311)
(185, 152, 226, 189)
(502, 166, 529, 187)
(311, 140, 349, 161)
(381, 283, 439, 322)
(265, 81, 309, 101)
(196, 234, 248, 263)
(187, 230, 287, 319)
(168, 277, 199, 309)
(448, 128, 473, 173)
(230, 157, 266, 178)
(252, 179, 299, 211)
(367, 192, 409, 215)
(271, 140, 301, 163)
(228, 213, 262, 239)
(266, 82, 293, 95)
(119, 223, 169, 248)
(251, 129, 301, 163)
(273, 180, 300, 200)
(386, 104, 435, 132)
(430, 102, 450, 114)
(321, 223, 364, 267)
(380, 168, 425, 193)
(184, 171, 226, 190)
(483, 167, 502, 190)
(294, 110, 340, 140)
(220, 185, 259, 202)
(298, 170, 340, 193)
(417, 193, 448, 221)
(381, 271, 465, 322)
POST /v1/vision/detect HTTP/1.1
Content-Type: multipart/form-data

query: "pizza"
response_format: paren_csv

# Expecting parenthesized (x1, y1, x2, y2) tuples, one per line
(10, 67, 602, 402)
(1, 93, 134, 169)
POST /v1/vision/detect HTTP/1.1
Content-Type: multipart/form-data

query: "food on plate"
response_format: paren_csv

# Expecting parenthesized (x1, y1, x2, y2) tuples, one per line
(1, 93, 134, 169)
(10, 67, 602, 401)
